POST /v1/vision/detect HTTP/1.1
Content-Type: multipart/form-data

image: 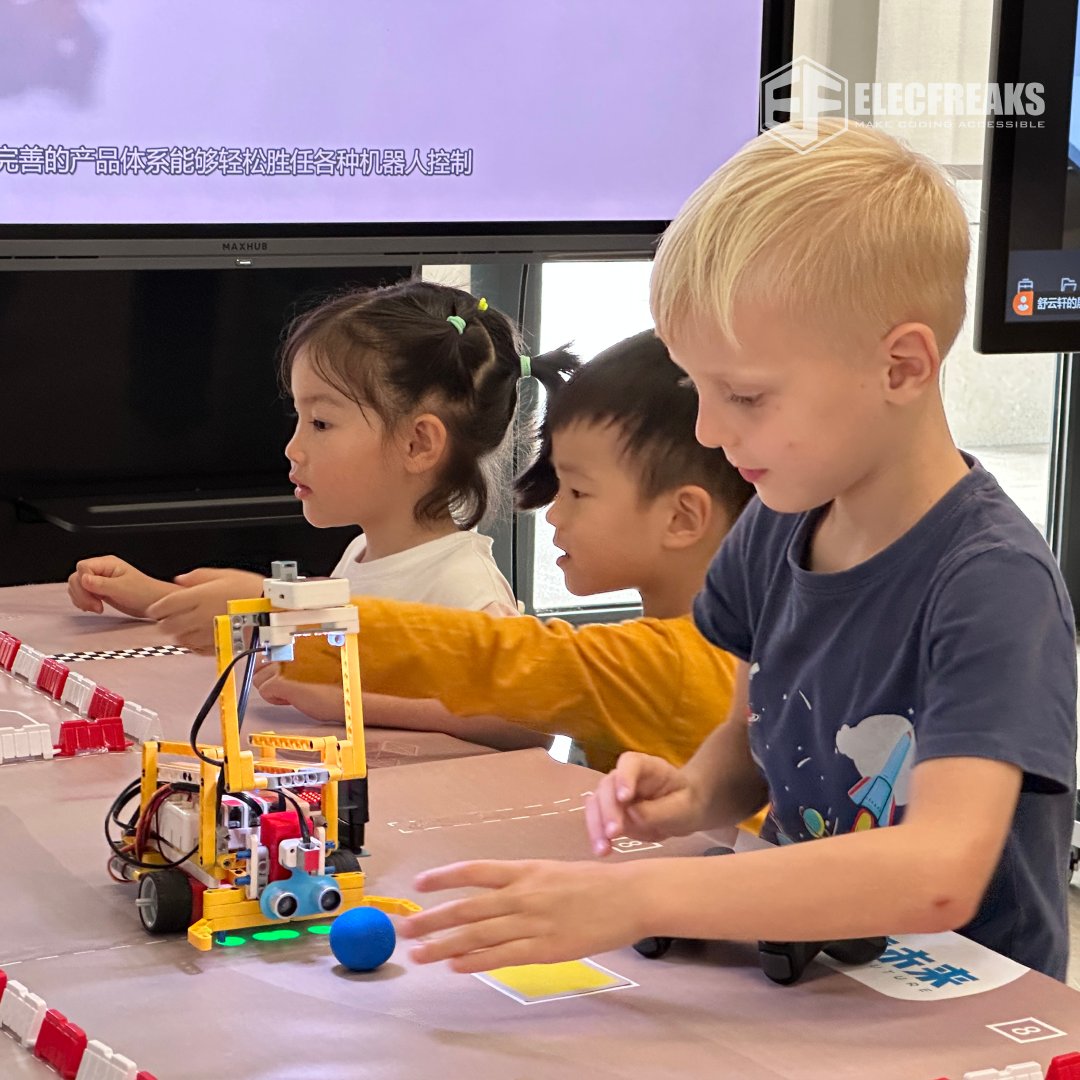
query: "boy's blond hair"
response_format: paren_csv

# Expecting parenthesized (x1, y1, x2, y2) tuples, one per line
(651, 119, 970, 355)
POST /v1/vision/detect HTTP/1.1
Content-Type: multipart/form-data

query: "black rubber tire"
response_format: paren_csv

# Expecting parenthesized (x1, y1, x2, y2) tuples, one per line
(634, 936, 674, 959)
(326, 849, 361, 875)
(822, 937, 888, 966)
(137, 869, 193, 934)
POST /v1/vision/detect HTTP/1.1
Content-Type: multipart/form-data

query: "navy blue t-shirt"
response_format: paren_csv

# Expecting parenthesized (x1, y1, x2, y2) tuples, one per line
(694, 457, 1077, 979)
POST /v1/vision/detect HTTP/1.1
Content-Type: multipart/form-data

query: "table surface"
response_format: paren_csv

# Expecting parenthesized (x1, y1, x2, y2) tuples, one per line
(2, 583, 1080, 1080)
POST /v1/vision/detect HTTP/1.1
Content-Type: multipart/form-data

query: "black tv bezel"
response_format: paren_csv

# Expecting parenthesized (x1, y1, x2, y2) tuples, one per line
(975, 0, 1080, 353)
(0, 0, 794, 267)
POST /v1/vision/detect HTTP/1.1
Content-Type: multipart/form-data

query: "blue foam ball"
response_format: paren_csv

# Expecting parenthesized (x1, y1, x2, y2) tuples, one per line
(330, 907, 396, 972)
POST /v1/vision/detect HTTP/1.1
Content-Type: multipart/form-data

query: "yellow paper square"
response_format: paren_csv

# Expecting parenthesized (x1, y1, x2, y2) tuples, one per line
(476, 959, 635, 1003)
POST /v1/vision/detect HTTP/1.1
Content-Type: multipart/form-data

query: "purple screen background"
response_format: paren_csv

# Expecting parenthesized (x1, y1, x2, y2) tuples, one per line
(0, 0, 763, 225)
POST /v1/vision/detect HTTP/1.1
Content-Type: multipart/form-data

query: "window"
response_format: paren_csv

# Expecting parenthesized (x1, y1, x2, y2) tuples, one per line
(527, 260, 654, 613)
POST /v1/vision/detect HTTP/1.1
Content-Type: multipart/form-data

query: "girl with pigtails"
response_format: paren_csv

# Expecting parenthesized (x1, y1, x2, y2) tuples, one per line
(68, 280, 578, 737)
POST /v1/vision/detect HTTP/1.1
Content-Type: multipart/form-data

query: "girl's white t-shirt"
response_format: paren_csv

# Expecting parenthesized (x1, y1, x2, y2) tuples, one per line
(330, 531, 519, 616)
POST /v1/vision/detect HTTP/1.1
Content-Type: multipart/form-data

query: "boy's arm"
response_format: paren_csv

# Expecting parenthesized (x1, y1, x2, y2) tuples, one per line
(680, 660, 767, 828)
(362, 694, 553, 751)
(280, 598, 736, 766)
(632, 754, 1021, 943)
(401, 754, 1022, 971)
(251, 671, 552, 751)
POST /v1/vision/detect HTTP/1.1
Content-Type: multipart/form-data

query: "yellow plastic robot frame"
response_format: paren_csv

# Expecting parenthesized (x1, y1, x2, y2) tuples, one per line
(136, 577, 418, 950)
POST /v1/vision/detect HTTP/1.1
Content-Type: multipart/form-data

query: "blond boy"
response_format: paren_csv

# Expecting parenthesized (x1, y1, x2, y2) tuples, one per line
(399, 121, 1077, 981)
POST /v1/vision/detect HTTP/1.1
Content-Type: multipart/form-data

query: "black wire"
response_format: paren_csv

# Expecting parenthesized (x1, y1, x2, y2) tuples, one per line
(188, 645, 263, 767)
(228, 790, 267, 819)
(108, 629, 269, 876)
(216, 782, 268, 846)
(209, 628, 262, 826)
(110, 840, 199, 872)
(280, 788, 311, 844)
(236, 626, 260, 726)
(106, 778, 200, 834)
(104, 781, 201, 871)
(109, 778, 143, 831)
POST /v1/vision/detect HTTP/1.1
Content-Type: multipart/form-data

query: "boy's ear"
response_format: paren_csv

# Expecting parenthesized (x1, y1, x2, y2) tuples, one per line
(660, 485, 716, 549)
(400, 412, 448, 474)
(881, 322, 941, 402)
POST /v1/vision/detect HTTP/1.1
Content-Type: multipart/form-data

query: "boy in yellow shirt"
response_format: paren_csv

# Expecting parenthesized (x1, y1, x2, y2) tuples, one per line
(244, 329, 755, 769)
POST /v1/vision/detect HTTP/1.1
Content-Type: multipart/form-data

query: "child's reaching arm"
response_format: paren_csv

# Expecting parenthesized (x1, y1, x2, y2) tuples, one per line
(360, 694, 551, 750)
(252, 669, 551, 751)
(68, 558, 265, 627)
(145, 567, 270, 649)
(68, 555, 180, 618)
(398, 752, 1022, 973)
(270, 597, 737, 768)
(391, 650, 1024, 971)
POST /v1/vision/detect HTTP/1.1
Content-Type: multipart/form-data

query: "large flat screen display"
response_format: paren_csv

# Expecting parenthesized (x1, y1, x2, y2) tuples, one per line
(0, 0, 786, 257)
(976, 0, 1080, 351)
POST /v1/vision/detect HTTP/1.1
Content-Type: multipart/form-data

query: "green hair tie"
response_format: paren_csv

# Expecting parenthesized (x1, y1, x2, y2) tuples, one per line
(446, 315, 466, 334)
(519, 354, 532, 378)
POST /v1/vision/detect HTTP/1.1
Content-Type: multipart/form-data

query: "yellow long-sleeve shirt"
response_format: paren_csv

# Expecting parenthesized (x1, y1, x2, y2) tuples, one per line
(282, 598, 737, 771)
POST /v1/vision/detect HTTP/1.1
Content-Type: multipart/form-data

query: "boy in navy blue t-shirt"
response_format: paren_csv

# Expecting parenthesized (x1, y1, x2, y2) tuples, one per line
(398, 120, 1078, 981)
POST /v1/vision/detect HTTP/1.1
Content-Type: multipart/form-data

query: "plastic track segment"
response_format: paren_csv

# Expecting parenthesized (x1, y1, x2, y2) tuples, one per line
(0, 630, 21, 671)
(1046, 1051, 1080, 1079)
(119, 702, 161, 744)
(74, 1040, 138, 1080)
(0, 968, 152, 1079)
(60, 672, 96, 716)
(0, 977, 46, 1047)
(33, 1008, 88, 1079)
(0, 721, 54, 764)
(11, 646, 45, 684)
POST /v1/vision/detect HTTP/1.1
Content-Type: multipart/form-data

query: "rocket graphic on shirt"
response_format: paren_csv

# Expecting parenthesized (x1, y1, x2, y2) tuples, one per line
(847, 729, 913, 829)
(751, 664, 919, 843)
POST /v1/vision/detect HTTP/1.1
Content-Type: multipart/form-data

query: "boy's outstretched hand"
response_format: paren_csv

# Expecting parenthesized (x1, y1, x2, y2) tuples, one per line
(67, 555, 178, 618)
(400, 750, 711, 973)
(585, 752, 705, 856)
(399, 859, 645, 973)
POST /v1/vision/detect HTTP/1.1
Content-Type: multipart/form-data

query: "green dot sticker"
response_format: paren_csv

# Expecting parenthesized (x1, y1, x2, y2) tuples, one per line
(252, 929, 302, 942)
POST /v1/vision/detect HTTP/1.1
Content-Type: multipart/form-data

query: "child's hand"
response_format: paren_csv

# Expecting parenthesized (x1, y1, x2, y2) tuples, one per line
(586, 752, 703, 856)
(145, 568, 263, 652)
(67, 556, 177, 618)
(400, 859, 643, 973)
(252, 660, 288, 703)
(252, 663, 346, 722)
